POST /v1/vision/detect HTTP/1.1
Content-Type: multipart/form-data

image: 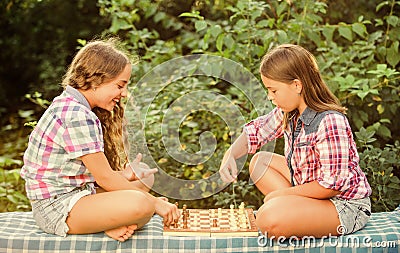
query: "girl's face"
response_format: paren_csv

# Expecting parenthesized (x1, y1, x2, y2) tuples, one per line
(261, 75, 306, 114)
(91, 64, 132, 111)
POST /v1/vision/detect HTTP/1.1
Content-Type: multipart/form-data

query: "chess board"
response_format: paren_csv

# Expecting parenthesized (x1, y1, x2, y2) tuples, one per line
(163, 208, 259, 237)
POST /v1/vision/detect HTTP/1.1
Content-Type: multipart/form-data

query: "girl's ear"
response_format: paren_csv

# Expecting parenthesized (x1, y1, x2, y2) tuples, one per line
(293, 79, 303, 94)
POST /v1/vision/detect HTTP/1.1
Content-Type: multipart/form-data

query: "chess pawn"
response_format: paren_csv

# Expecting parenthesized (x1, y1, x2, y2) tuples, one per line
(182, 214, 188, 229)
(212, 218, 218, 227)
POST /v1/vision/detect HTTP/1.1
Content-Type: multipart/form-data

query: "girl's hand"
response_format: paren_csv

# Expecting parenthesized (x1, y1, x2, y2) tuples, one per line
(219, 154, 238, 183)
(122, 153, 158, 181)
(154, 197, 180, 226)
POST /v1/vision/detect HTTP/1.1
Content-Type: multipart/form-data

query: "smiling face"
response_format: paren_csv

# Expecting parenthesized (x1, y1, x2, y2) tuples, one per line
(261, 75, 306, 114)
(88, 64, 131, 111)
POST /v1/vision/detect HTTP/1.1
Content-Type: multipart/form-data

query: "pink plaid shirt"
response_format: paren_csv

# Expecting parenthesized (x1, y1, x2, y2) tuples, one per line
(244, 107, 371, 200)
(21, 86, 102, 200)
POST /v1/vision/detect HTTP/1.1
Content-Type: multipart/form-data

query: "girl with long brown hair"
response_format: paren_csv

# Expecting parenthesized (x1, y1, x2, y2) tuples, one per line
(219, 44, 371, 238)
(21, 38, 179, 242)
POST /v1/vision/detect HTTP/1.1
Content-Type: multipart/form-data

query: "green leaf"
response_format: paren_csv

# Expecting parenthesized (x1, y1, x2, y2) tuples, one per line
(235, 19, 248, 29)
(216, 33, 224, 52)
(276, 30, 288, 44)
(338, 25, 353, 41)
(352, 23, 367, 38)
(223, 34, 235, 49)
(356, 91, 369, 100)
(387, 41, 400, 67)
(199, 180, 207, 192)
(276, 1, 287, 16)
(376, 1, 390, 12)
(7, 195, 18, 204)
(322, 26, 335, 42)
(388, 183, 400, 189)
(195, 20, 207, 32)
(377, 125, 392, 138)
(256, 20, 270, 28)
(209, 25, 222, 37)
(386, 15, 399, 27)
(153, 12, 166, 23)
(110, 17, 132, 33)
(179, 12, 203, 20)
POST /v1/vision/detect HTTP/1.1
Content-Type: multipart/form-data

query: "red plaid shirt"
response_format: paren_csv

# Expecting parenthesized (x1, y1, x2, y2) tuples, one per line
(244, 107, 371, 200)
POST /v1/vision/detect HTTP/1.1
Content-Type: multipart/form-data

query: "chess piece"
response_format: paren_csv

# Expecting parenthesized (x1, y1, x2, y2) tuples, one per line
(183, 215, 188, 229)
(212, 218, 218, 227)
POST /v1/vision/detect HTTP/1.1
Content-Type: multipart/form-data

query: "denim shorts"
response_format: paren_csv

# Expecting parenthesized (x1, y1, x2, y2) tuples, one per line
(330, 196, 371, 235)
(31, 185, 93, 236)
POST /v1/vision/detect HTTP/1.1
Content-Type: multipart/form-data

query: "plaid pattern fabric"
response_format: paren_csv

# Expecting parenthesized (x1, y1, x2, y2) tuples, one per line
(244, 107, 371, 200)
(20, 86, 103, 200)
(0, 210, 399, 252)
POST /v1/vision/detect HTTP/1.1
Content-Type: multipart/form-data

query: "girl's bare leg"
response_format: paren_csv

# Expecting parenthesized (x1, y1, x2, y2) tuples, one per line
(66, 190, 155, 242)
(256, 195, 340, 238)
(249, 151, 340, 238)
(249, 151, 291, 194)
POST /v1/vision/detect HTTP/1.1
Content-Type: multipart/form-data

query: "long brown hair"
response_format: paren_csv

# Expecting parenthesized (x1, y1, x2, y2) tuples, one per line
(62, 38, 132, 171)
(260, 44, 346, 129)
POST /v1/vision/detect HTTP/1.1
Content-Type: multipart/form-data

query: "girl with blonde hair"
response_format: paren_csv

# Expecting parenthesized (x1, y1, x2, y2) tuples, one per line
(220, 44, 371, 238)
(21, 38, 179, 242)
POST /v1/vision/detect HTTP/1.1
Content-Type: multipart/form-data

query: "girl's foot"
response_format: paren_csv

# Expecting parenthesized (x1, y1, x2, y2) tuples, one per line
(105, 224, 137, 242)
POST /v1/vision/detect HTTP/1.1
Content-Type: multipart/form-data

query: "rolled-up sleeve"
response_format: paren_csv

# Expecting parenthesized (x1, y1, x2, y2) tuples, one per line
(316, 113, 352, 191)
(243, 107, 284, 154)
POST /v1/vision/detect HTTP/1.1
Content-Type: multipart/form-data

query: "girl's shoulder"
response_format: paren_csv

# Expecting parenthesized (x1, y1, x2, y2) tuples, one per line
(301, 108, 349, 135)
(317, 110, 350, 129)
(49, 92, 97, 123)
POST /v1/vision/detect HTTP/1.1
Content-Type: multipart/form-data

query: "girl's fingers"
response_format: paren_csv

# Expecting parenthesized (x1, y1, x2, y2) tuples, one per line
(142, 168, 158, 178)
(132, 153, 142, 165)
(219, 166, 235, 183)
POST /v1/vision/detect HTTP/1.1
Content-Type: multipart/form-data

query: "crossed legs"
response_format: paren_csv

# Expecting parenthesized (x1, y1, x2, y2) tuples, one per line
(66, 189, 155, 242)
(249, 151, 340, 238)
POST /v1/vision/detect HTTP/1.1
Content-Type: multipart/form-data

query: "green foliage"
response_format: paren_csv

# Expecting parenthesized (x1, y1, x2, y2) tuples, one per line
(358, 138, 400, 212)
(0, 0, 108, 111)
(0, 158, 30, 212)
(96, 0, 400, 210)
(1, 0, 399, 212)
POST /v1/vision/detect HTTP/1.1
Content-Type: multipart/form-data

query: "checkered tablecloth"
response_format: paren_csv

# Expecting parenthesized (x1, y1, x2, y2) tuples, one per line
(0, 209, 399, 253)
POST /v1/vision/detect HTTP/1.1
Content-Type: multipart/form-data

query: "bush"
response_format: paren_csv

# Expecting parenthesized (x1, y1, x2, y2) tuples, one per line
(1, 0, 398, 212)
(356, 128, 400, 212)
(0, 158, 30, 212)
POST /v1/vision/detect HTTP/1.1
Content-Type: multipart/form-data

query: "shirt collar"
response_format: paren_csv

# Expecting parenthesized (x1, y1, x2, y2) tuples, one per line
(298, 107, 318, 126)
(65, 86, 91, 110)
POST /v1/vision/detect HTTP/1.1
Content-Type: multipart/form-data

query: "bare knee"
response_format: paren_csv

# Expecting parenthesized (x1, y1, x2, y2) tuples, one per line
(256, 200, 287, 237)
(249, 151, 274, 180)
(125, 190, 155, 217)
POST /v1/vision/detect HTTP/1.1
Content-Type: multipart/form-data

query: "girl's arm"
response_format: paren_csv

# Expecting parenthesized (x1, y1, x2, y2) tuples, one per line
(81, 152, 180, 225)
(219, 132, 249, 182)
(263, 181, 340, 202)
